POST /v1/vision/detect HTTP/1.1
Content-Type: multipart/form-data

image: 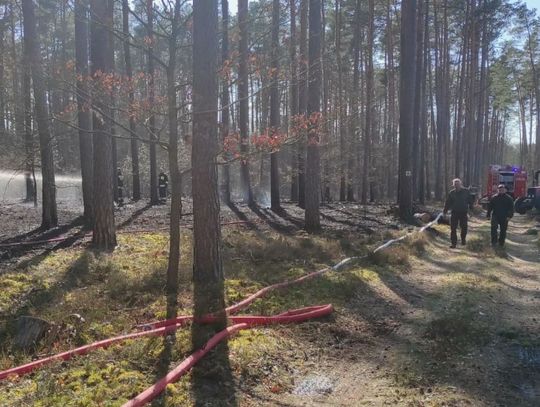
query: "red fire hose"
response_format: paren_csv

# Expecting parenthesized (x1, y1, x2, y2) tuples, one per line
(122, 305, 333, 407)
(138, 268, 330, 331)
(0, 213, 442, 405)
(0, 305, 332, 382)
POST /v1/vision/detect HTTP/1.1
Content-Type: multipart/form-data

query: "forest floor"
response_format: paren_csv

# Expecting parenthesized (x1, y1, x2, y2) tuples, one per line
(0, 199, 538, 406)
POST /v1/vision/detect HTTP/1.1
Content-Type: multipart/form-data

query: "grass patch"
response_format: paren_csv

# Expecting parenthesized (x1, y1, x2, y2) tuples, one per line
(406, 234, 428, 256)
(368, 246, 410, 267)
(425, 307, 490, 351)
(424, 280, 495, 356)
(466, 236, 488, 253)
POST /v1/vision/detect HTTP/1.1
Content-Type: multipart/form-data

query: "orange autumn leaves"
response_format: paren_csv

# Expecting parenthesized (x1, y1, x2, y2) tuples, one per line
(222, 112, 324, 163)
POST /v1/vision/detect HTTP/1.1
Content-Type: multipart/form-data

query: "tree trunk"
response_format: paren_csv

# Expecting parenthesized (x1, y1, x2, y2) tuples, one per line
(238, 0, 254, 205)
(192, 0, 227, 346)
(347, 0, 360, 202)
(336, 0, 346, 202)
(362, 0, 375, 204)
(108, 0, 119, 203)
(270, 0, 281, 210)
(220, 0, 231, 205)
(22, 0, 58, 229)
(147, 0, 159, 205)
(289, 0, 299, 201)
(419, 0, 430, 204)
(90, 0, 117, 250)
(398, 0, 417, 220)
(122, 0, 141, 200)
(386, 0, 396, 201)
(11, 5, 34, 203)
(305, 0, 321, 232)
(297, 0, 308, 209)
(0, 29, 5, 140)
(75, 0, 94, 226)
(166, 0, 182, 321)
(412, 0, 424, 201)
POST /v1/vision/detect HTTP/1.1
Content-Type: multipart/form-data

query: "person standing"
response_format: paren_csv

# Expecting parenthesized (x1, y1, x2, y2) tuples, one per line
(487, 184, 514, 247)
(443, 178, 474, 248)
(158, 171, 169, 202)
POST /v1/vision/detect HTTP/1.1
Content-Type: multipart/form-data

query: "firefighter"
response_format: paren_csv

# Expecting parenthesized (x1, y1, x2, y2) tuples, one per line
(158, 171, 168, 202)
(443, 178, 474, 248)
(486, 184, 514, 247)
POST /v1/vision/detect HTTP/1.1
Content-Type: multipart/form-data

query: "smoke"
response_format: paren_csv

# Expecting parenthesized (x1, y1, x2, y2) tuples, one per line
(255, 189, 271, 208)
(0, 171, 83, 204)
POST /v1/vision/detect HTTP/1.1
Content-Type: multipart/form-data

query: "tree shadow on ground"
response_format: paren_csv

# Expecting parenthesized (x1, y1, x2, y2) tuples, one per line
(117, 203, 153, 230)
(0, 216, 86, 263)
(150, 334, 176, 407)
(14, 229, 89, 270)
(269, 207, 305, 229)
(248, 204, 299, 235)
(225, 202, 265, 235)
(324, 203, 392, 227)
(320, 212, 376, 234)
(191, 335, 237, 406)
(0, 249, 93, 351)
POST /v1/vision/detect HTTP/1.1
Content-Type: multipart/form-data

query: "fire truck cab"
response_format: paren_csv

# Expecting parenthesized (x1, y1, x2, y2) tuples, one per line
(479, 165, 528, 208)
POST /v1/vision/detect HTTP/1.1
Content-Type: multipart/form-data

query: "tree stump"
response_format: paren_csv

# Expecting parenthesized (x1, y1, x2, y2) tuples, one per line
(14, 316, 51, 350)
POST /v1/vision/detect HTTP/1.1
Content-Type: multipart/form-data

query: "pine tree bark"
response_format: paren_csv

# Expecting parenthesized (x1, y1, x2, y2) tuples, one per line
(336, 0, 346, 202)
(412, 0, 424, 201)
(108, 0, 119, 203)
(192, 0, 227, 346)
(297, 0, 308, 209)
(270, 0, 281, 210)
(289, 0, 299, 201)
(419, 0, 430, 204)
(362, 0, 375, 204)
(166, 0, 182, 321)
(10, 5, 34, 202)
(22, 0, 58, 229)
(238, 0, 254, 205)
(349, 0, 361, 202)
(398, 0, 417, 220)
(90, 0, 117, 250)
(147, 0, 159, 205)
(305, 0, 321, 232)
(122, 0, 141, 200)
(220, 0, 231, 205)
(75, 0, 94, 226)
(0, 29, 5, 140)
(386, 0, 397, 200)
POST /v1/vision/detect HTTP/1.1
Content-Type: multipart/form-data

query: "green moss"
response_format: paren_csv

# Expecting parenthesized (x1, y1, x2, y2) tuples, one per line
(0, 273, 36, 314)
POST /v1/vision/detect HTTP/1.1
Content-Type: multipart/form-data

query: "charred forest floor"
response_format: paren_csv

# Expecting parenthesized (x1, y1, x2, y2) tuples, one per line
(0, 199, 538, 406)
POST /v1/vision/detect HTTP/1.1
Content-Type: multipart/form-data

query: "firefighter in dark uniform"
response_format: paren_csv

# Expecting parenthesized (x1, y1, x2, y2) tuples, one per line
(443, 178, 474, 248)
(158, 171, 168, 202)
(487, 184, 514, 247)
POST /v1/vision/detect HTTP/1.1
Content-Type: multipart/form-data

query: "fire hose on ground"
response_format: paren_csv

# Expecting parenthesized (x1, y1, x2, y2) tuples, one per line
(0, 213, 442, 406)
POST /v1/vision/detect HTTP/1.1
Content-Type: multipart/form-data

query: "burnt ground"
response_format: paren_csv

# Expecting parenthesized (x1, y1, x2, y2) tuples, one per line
(0, 199, 402, 272)
(0, 198, 539, 406)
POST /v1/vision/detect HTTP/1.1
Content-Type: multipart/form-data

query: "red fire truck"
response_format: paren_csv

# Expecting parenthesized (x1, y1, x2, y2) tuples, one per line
(479, 165, 527, 207)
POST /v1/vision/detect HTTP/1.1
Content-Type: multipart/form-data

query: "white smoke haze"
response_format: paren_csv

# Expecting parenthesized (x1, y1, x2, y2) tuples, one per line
(0, 171, 83, 205)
